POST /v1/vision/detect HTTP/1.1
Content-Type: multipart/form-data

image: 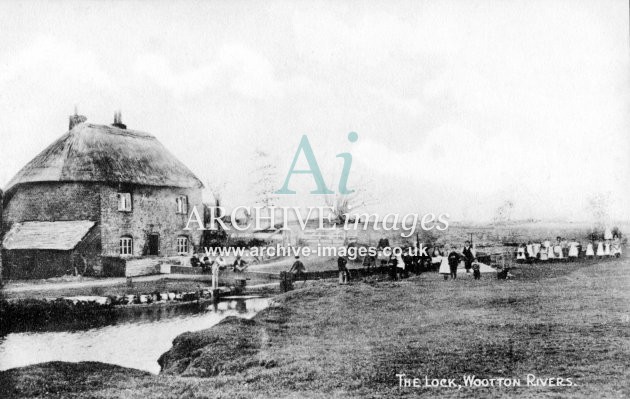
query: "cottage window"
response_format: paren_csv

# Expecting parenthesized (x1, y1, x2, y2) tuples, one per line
(120, 236, 133, 256)
(177, 236, 189, 255)
(117, 193, 132, 212)
(176, 195, 188, 214)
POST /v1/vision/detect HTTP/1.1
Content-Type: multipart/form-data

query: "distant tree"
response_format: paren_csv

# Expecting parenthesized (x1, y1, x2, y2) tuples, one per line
(493, 200, 514, 225)
(202, 180, 228, 248)
(587, 193, 610, 230)
(251, 149, 279, 210)
(205, 180, 226, 218)
(324, 178, 375, 224)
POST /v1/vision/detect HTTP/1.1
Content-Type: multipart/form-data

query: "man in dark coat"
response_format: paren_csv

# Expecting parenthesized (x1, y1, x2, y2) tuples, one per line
(402, 250, 412, 277)
(337, 255, 349, 284)
(462, 241, 475, 274)
(447, 251, 460, 280)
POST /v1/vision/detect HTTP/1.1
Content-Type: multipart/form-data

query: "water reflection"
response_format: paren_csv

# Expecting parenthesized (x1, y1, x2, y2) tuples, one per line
(0, 298, 268, 374)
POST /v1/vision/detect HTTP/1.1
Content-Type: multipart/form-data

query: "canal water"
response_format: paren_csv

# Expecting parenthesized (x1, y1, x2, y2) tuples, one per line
(0, 297, 269, 374)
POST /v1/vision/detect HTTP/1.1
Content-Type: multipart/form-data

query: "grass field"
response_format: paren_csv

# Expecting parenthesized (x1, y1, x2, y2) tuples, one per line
(1, 255, 629, 398)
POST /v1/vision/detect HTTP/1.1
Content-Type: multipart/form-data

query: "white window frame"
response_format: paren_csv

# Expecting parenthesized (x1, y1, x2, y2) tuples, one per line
(176, 195, 188, 214)
(177, 236, 189, 255)
(120, 236, 133, 256)
(117, 193, 132, 212)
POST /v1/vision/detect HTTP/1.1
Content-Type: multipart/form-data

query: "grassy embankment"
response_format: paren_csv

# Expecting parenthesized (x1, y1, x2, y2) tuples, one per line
(1, 256, 629, 398)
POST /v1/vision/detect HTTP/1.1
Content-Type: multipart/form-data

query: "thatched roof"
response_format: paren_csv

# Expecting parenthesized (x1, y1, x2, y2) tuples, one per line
(5, 123, 204, 192)
(2, 220, 95, 250)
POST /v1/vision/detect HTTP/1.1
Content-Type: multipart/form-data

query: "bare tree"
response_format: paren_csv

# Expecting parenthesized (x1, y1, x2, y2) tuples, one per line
(251, 149, 279, 210)
(493, 200, 514, 225)
(587, 192, 610, 229)
(324, 176, 375, 223)
(205, 180, 226, 218)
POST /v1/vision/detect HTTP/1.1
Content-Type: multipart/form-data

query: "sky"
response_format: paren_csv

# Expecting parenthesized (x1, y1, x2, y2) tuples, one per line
(0, 0, 628, 223)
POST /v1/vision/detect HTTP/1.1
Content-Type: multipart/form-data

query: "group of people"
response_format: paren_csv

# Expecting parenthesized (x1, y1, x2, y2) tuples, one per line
(359, 241, 481, 281)
(189, 254, 248, 289)
(515, 235, 623, 263)
(433, 241, 480, 280)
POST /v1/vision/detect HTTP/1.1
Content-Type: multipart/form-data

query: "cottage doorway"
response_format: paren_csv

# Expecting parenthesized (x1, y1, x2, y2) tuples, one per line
(148, 234, 160, 256)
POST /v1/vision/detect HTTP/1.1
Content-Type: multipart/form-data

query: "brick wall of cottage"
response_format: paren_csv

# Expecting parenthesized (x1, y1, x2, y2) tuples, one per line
(99, 184, 203, 258)
(2, 182, 101, 230)
(1, 182, 203, 278)
(0, 189, 3, 282)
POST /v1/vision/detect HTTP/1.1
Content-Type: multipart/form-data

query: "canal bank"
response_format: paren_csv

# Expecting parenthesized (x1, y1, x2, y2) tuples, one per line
(1, 257, 628, 398)
(0, 297, 270, 374)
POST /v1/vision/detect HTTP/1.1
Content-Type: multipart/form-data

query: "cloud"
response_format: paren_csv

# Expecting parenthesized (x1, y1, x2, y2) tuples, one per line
(0, 36, 114, 89)
(134, 44, 287, 100)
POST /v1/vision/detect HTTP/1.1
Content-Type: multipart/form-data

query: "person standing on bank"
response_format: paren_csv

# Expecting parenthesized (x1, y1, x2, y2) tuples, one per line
(337, 255, 349, 285)
(211, 258, 221, 290)
(472, 262, 481, 280)
(568, 238, 580, 261)
(463, 241, 475, 273)
(611, 235, 622, 257)
(596, 239, 605, 259)
(431, 246, 444, 271)
(448, 249, 460, 280)
(585, 240, 595, 258)
(289, 256, 307, 287)
(438, 249, 450, 280)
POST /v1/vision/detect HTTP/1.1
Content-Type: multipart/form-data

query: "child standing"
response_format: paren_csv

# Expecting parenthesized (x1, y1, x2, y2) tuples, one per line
(526, 241, 536, 261)
(438, 252, 450, 280)
(586, 241, 595, 258)
(472, 262, 481, 280)
(554, 237, 564, 261)
(596, 240, 605, 258)
(516, 244, 527, 263)
(539, 244, 549, 262)
(568, 239, 579, 261)
(547, 240, 556, 261)
(611, 235, 622, 257)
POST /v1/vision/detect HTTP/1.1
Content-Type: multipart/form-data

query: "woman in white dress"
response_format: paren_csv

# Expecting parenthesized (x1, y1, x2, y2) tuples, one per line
(585, 241, 595, 258)
(596, 240, 605, 258)
(539, 244, 549, 261)
(554, 243, 564, 260)
(526, 242, 535, 260)
(568, 239, 579, 261)
(438, 249, 450, 280)
(604, 240, 612, 257)
(516, 244, 527, 263)
(604, 228, 613, 241)
(431, 246, 443, 270)
(533, 242, 542, 260)
(547, 240, 556, 261)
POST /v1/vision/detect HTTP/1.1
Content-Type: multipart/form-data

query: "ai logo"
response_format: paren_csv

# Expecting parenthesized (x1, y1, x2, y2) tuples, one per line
(275, 132, 359, 195)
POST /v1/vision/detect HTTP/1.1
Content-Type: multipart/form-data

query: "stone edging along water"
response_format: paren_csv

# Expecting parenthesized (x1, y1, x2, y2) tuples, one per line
(3, 288, 227, 306)
(0, 284, 278, 336)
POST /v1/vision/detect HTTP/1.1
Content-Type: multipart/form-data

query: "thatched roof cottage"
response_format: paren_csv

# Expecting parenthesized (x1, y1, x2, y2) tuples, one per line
(1, 112, 204, 279)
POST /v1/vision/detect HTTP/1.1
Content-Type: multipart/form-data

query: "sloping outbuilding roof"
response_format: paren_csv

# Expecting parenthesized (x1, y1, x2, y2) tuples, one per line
(2, 220, 95, 250)
(4, 122, 204, 193)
